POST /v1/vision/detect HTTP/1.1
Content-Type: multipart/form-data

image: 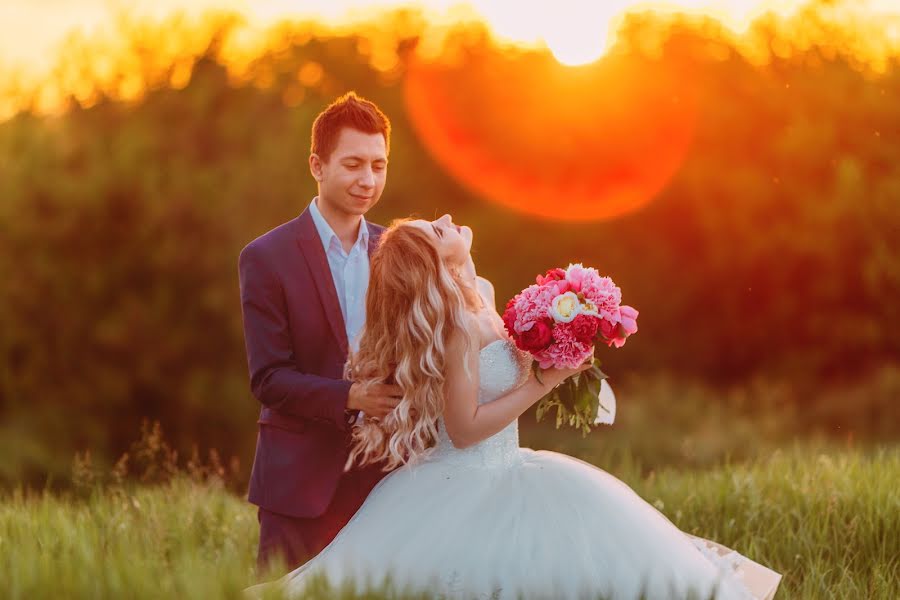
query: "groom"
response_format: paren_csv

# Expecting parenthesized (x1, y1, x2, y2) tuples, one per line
(238, 92, 402, 572)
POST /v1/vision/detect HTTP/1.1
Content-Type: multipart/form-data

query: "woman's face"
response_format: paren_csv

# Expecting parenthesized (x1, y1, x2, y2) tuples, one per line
(408, 214, 472, 266)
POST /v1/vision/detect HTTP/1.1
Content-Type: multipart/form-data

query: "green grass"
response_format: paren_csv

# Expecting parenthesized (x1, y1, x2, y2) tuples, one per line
(519, 366, 900, 474)
(1, 446, 897, 599)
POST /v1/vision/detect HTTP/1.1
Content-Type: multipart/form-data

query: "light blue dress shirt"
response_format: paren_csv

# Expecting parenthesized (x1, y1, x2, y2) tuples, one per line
(308, 197, 370, 352)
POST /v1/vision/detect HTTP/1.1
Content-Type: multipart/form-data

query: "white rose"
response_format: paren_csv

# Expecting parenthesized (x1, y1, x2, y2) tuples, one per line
(550, 292, 581, 323)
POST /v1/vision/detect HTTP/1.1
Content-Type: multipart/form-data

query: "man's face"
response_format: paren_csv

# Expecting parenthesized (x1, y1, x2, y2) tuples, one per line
(311, 128, 388, 218)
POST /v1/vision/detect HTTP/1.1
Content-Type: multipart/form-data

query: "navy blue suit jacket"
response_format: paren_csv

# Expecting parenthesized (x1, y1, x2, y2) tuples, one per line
(238, 207, 385, 518)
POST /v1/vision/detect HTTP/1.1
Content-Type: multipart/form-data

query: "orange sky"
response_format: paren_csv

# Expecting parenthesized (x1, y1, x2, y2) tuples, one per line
(2, 1, 898, 74)
(1, 0, 898, 122)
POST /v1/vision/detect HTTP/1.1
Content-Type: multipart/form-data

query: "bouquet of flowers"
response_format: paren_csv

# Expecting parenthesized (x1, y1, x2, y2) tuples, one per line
(501, 264, 638, 433)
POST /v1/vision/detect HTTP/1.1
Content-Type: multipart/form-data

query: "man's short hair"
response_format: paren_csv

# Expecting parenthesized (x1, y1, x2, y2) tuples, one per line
(311, 92, 391, 161)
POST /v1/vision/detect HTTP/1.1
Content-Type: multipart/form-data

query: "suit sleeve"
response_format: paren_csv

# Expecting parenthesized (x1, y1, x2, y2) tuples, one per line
(238, 243, 351, 431)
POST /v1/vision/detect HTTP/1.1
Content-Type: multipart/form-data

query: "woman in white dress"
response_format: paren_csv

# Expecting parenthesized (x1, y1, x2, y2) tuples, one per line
(248, 215, 782, 600)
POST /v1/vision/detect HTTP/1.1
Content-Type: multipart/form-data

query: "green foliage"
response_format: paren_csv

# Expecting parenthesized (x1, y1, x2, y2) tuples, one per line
(0, 10, 897, 486)
(534, 359, 609, 434)
(0, 447, 896, 598)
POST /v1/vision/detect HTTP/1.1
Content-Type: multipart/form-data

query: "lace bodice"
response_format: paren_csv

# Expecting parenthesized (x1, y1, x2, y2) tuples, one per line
(430, 338, 533, 469)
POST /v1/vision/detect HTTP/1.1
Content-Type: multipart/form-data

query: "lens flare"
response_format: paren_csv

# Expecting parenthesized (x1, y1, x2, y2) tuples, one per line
(405, 47, 698, 222)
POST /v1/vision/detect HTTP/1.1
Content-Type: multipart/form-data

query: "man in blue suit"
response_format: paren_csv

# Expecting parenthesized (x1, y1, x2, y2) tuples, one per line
(238, 92, 402, 572)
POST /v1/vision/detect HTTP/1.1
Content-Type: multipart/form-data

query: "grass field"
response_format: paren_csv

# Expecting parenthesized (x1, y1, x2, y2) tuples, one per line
(1, 445, 897, 599)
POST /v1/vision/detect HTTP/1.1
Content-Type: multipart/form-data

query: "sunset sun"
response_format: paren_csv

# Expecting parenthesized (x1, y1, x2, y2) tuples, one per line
(539, 2, 624, 66)
(542, 15, 612, 66)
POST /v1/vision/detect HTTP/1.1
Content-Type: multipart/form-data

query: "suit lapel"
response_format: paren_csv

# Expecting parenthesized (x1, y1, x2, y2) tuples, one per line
(296, 209, 349, 355)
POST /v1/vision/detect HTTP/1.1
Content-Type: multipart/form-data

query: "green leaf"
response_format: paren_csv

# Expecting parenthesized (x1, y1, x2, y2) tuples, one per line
(531, 359, 611, 436)
(574, 383, 590, 412)
(535, 399, 548, 422)
(591, 365, 608, 381)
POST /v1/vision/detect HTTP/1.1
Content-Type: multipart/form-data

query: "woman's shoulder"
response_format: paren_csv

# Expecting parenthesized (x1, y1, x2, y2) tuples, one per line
(447, 312, 481, 355)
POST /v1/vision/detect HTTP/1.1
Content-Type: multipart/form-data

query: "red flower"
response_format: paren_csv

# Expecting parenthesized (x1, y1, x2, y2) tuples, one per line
(570, 313, 600, 343)
(599, 318, 618, 340)
(516, 319, 554, 352)
(599, 317, 627, 348)
(501, 297, 518, 335)
(536, 268, 566, 285)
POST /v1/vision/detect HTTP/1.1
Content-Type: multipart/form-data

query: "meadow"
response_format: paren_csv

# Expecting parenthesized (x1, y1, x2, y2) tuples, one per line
(2, 349, 897, 599)
(1, 409, 897, 599)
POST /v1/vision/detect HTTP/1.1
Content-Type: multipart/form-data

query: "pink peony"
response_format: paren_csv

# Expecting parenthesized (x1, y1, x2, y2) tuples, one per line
(536, 268, 566, 285)
(601, 305, 639, 348)
(609, 334, 627, 348)
(581, 275, 622, 322)
(564, 263, 591, 293)
(618, 305, 639, 336)
(549, 279, 571, 296)
(534, 324, 592, 369)
(512, 283, 556, 333)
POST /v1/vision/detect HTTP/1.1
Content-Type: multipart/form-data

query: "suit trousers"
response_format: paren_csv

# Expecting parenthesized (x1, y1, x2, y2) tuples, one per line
(256, 465, 384, 574)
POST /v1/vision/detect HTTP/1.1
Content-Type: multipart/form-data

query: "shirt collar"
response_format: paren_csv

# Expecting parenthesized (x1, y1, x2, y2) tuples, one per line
(309, 196, 369, 253)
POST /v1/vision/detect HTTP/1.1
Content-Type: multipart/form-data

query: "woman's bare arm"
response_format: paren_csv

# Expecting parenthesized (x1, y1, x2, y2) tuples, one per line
(441, 322, 587, 449)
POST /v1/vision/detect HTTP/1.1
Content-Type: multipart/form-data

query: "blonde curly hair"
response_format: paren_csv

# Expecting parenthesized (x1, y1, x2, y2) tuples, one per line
(345, 219, 481, 471)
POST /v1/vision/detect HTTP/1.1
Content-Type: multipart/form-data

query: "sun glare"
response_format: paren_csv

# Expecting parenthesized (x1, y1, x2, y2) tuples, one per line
(467, 1, 626, 66)
(404, 48, 699, 221)
(541, 4, 620, 66)
(547, 35, 608, 67)
(457, 0, 816, 66)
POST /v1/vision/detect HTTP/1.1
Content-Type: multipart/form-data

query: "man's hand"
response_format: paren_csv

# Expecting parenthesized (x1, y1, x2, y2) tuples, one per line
(347, 382, 403, 419)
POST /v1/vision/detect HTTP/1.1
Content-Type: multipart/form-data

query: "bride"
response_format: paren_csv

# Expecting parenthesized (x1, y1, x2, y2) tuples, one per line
(248, 215, 782, 600)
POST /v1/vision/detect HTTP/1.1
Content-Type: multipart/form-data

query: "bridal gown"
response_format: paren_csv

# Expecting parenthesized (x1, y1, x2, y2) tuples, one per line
(249, 338, 781, 599)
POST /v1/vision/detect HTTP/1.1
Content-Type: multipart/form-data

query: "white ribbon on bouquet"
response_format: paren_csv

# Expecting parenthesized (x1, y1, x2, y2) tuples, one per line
(594, 378, 617, 425)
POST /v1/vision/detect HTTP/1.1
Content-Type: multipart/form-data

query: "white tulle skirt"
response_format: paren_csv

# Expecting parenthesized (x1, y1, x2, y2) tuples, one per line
(249, 448, 781, 600)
